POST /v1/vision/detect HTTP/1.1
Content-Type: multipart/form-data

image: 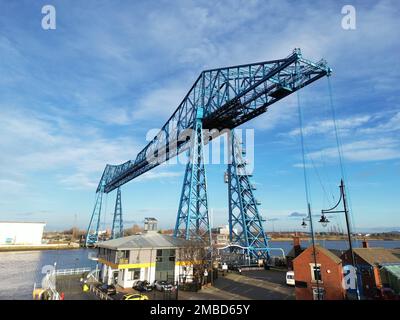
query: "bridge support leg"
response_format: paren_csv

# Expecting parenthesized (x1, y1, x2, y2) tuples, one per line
(85, 188, 104, 246)
(111, 187, 124, 239)
(227, 130, 269, 260)
(174, 115, 211, 244)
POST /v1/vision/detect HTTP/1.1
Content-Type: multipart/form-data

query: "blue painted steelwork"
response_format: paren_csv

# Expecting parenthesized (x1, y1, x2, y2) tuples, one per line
(111, 187, 124, 239)
(94, 49, 331, 194)
(85, 186, 104, 246)
(87, 49, 331, 246)
(227, 130, 269, 260)
(174, 107, 211, 243)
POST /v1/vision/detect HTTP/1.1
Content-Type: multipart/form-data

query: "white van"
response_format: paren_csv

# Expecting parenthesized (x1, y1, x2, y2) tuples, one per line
(286, 271, 295, 286)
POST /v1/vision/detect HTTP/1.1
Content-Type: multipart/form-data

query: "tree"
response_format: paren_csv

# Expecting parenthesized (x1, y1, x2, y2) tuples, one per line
(177, 240, 208, 285)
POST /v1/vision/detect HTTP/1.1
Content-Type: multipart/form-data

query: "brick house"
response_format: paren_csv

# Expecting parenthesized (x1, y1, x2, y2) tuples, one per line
(286, 236, 305, 270)
(341, 242, 400, 299)
(293, 245, 346, 300)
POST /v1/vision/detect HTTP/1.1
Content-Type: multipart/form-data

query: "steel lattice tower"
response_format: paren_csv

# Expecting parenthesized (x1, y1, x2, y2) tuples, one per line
(174, 108, 211, 243)
(86, 49, 331, 246)
(111, 187, 124, 239)
(227, 130, 269, 259)
(85, 187, 104, 246)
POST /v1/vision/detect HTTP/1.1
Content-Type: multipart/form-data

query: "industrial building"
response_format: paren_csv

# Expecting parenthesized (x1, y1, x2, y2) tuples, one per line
(96, 220, 205, 288)
(0, 221, 46, 245)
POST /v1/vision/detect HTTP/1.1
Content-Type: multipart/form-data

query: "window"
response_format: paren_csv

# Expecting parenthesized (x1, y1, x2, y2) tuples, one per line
(312, 288, 324, 300)
(156, 249, 162, 257)
(128, 268, 140, 281)
(116, 250, 129, 263)
(310, 264, 322, 282)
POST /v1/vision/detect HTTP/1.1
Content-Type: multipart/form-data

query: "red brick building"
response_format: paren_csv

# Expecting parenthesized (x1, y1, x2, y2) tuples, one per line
(341, 242, 400, 299)
(286, 236, 305, 270)
(293, 245, 346, 300)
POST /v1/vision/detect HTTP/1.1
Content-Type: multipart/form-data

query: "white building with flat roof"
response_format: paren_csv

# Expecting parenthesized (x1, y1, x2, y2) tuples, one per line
(0, 222, 46, 245)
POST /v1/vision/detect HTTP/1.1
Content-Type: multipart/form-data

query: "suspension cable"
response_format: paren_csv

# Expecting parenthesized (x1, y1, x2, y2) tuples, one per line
(297, 90, 322, 299)
(327, 77, 358, 243)
(304, 145, 334, 208)
(297, 92, 312, 206)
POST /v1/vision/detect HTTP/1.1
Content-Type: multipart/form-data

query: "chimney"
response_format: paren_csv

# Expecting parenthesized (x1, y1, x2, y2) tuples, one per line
(362, 239, 369, 248)
(293, 236, 301, 256)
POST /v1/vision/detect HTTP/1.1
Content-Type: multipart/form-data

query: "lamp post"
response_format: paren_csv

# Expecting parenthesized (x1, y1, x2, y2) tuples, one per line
(300, 203, 322, 300)
(319, 179, 360, 300)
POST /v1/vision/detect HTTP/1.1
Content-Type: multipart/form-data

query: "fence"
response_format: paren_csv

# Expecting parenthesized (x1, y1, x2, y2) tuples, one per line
(34, 267, 94, 300)
(55, 267, 92, 276)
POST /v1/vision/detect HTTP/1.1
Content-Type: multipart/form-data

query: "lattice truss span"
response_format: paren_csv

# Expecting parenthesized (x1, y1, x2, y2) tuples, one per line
(85, 49, 331, 246)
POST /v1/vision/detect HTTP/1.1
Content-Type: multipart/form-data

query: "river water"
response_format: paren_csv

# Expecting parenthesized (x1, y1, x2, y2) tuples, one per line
(0, 248, 96, 300)
(1, 240, 399, 300)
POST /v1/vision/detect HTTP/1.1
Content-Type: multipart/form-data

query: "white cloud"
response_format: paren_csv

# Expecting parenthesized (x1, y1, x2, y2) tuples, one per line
(288, 115, 372, 137)
(132, 83, 188, 121)
(0, 107, 140, 191)
(308, 138, 400, 163)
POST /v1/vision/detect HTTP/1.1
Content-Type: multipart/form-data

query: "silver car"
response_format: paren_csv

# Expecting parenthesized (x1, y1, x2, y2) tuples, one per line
(153, 280, 174, 292)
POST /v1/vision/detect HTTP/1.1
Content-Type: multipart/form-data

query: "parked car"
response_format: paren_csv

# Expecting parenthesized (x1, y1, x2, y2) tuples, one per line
(153, 280, 175, 292)
(97, 284, 117, 295)
(122, 293, 149, 300)
(134, 280, 153, 292)
(286, 271, 295, 286)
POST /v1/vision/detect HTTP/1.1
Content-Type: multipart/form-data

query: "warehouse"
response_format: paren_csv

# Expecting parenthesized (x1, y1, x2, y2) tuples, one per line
(0, 221, 46, 245)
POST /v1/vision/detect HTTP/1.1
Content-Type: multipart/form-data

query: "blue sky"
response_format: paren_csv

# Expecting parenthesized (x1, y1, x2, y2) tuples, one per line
(0, 0, 399, 233)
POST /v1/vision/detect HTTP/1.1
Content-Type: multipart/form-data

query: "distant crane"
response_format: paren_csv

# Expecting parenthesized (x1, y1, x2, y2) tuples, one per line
(86, 48, 331, 259)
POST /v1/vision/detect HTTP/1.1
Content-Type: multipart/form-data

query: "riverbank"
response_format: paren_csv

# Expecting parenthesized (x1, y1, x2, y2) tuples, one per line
(0, 243, 81, 252)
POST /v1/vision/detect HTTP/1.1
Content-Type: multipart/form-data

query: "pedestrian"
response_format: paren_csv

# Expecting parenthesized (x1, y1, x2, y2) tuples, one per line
(203, 269, 208, 285)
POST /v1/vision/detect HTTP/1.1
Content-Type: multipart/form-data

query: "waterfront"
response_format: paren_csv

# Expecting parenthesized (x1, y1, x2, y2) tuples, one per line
(0, 248, 96, 300)
(1, 240, 399, 300)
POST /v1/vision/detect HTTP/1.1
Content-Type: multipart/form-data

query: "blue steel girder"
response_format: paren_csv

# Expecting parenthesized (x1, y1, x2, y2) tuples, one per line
(111, 187, 124, 239)
(85, 186, 104, 246)
(95, 49, 331, 194)
(174, 111, 211, 243)
(228, 131, 269, 260)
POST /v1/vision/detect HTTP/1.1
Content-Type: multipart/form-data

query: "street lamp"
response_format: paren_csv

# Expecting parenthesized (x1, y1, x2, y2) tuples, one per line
(319, 179, 360, 300)
(318, 214, 330, 228)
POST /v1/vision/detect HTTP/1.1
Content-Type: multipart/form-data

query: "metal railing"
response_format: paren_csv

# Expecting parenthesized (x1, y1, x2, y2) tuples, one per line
(55, 267, 92, 276)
